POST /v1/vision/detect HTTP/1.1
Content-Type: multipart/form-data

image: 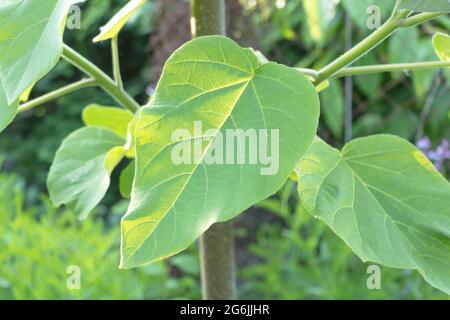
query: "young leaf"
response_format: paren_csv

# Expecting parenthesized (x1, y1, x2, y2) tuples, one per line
(296, 135, 450, 295)
(93, 0, 145, 42)
(315, 80, 330, 93)
(82, 104, 134, 138)
(0, 0, 81, 104)
(121, 36, 320, 267)
(19, 85, 35, 103)
(400, 0, 450, 12)
(433, 32, 450, 61)
(48, 127, 126, 219)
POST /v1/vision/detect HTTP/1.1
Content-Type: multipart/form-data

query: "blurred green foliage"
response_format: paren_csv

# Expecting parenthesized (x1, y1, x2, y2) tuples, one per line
(0, 169, 200, 300)
(240, 0, 449, 174)
(0, 0, 449, 299)
(238, 182, 447, 299)
(1, 167, 445, 299)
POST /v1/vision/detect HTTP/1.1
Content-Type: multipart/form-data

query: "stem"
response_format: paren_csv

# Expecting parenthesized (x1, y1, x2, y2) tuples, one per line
(344, 13, 353, 143)
(191, 0, 225, 37)
(111, 36, 124, 90)
(18, 78, 97, 113)
(392, 0, 403, 15)
(296, 68, 319, 79)
(314, 10, 410, 85)
(331, 61, 450, 78)
(192, 0, 236, 300)
(62, 44, 139, 112)
(400, 12, 445, 28)
(199, 222, 236, 300)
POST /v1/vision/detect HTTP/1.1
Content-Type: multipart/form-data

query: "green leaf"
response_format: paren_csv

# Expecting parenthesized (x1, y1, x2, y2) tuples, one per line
(388, 27, 419, 80)
(0, 79, 18, 133)
(0, 0, 81, 104)
(48, 127, 126, 219)
(82, 104, 134, 138)
(412, 39, 440, 99)
(93, 0, 145, 42)
(320, 80, 344, 139)
(354, 53, 382, 99)
(19, 84, 35, 103)
(121, 36, 320, 267)
(383, 109, 418, 139)
(119, 160, 135, 198)
(433, 32, 450, 81)
(315, 80, 330, 93)
(296, 136, 450, 295)
(400, 0, 450, 12)
(248, 48, 269, 64)
(433, 32, 450, 61)
(353, 113, 384, 138)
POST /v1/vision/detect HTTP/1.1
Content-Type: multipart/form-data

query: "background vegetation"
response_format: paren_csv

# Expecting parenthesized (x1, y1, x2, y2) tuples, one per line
(0, 0, 449, 299)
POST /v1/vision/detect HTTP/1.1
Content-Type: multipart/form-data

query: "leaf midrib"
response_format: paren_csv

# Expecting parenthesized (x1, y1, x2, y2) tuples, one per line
(124, 78, 254, 262)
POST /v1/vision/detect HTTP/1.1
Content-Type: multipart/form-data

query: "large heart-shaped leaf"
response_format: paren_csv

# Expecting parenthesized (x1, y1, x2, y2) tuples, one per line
(296, 135, 450, 294)
(121, 36, 320, 267)
(0, 0, 80, 104)
(400, 0, 450, 12)
(48, 127, 126, 219)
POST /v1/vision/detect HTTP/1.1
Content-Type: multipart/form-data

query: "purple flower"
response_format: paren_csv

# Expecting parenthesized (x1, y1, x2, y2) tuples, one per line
(416, 137, 450, 171)
(416, 137, 432, 151)
(441, 138, 449, 150)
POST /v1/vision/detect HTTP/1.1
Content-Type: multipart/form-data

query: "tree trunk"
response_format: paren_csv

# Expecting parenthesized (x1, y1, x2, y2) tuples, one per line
(191, 0, 237, 300)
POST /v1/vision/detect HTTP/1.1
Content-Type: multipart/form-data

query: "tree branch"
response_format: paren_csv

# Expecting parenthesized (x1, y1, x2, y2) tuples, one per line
(18, 78, 98, 113)
(62, 44, 139, 112)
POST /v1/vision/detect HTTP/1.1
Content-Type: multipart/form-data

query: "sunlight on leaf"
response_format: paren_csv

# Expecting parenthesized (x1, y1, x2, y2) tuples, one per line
(121, 36, 320, 267)
(0, 0, 82, 131)
(0, 0, 82, 103)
